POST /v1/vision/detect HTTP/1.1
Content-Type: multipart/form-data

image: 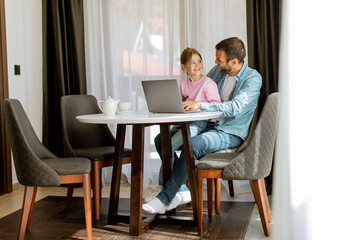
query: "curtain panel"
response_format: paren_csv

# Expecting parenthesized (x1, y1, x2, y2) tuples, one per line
(246, 0, 281, 113)
(246, 0, 281, 194)
(185, 0, 248, 72)
(42, 0, 86, 156)
(84, 0, 182, 186)
(83, 0, 252, 193)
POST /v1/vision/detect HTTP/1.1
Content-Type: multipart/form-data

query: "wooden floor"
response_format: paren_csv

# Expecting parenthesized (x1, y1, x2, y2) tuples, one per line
(0, 184, 255, 240)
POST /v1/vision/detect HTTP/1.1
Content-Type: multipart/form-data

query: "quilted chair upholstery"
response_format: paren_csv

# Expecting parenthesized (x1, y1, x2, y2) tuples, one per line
(196, 92, 280, 236)
(3, 99, 92, 240)
(211, 107, 258, 196)
(60, 94, 132, 220)
(61, 95, 120, 157)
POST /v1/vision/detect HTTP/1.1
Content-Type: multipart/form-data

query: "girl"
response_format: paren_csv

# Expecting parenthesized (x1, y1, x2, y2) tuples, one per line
(171, 48, 221, 151)
(143, 48, 221, 213)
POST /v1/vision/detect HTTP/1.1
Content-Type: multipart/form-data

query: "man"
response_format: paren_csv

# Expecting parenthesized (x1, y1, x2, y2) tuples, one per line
(143, 37, 262, 214)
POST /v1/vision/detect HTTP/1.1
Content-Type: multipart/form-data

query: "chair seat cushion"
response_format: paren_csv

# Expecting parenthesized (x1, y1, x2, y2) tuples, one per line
(196, 152, 239, 170)
(42, 158, 91, 175)
(214, 147, 237, 153)
(74, 146, 132, 161)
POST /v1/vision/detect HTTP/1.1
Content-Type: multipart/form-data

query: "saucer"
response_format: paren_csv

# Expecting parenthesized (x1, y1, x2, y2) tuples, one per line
(116, 110, 133, 114)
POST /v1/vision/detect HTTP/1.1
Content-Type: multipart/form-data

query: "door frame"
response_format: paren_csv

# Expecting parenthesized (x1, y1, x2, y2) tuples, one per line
(0, 0, 12, 195)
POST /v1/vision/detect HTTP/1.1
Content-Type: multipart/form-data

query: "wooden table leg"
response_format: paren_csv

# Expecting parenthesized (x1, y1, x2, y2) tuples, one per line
(180, 122, 198, 221)
(160, 124, 172, 183)
(130, 124, 145, 236)
(108, 124, 126, 217)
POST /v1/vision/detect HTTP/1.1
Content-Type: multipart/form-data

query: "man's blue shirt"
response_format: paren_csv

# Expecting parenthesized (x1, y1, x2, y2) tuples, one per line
(201, 62, 262, 140)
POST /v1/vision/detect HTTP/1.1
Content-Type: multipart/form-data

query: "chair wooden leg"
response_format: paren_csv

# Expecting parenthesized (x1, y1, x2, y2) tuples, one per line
(207, 178, 213, 220)
(26, 186, 37, 229)
(82, 174, 93, 240)
(197, 170, 204, 236)
(65, 184, 74, 210)
(215, 178, 221, 213)
(228, 180, 234, 197)
(261, 178, 272, 222)
(18, 186, 36, 240)
(92, 161, 101, 220)
(250, 179, 271, 236)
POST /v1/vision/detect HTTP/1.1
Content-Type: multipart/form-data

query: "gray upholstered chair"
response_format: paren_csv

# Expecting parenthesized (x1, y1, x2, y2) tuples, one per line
(214, 107, 258, 197)
(196, 92, 280, 236)
(60, 94, 132, 220)
(3, 99, 92, 240)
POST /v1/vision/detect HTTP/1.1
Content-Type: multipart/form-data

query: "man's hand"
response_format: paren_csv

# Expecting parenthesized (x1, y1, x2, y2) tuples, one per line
(183, 99, 201, 111)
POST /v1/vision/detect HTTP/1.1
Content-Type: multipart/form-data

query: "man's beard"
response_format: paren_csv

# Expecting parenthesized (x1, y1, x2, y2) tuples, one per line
(219, 64, 231, 74)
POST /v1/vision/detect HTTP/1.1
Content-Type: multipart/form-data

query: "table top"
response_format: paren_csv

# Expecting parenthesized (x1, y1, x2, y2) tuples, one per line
(76, 111, 222, 124)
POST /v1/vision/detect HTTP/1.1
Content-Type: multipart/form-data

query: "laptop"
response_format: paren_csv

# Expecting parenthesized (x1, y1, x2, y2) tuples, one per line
(141, 79, 201, 113)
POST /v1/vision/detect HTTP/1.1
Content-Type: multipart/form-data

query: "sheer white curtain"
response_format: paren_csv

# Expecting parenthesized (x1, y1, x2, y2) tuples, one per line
(273, 1, 360, 239)
(184, 0, 248, 72)
(84, 0, 181, 186)
(183, 0, 250, 194)
(83, 0, 249, 192)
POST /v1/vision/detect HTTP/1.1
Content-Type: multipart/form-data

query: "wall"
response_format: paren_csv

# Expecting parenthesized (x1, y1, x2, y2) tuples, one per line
(5, 0, 42, 184)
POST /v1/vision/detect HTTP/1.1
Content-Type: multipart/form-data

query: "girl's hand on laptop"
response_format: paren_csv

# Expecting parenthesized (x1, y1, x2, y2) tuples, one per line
(183, 100, 200, 111)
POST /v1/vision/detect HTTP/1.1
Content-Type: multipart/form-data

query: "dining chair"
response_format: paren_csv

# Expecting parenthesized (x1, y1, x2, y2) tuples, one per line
(60, 94, 132, 220)
(214, 107, 258, 197)
(3, 99, 93, 240)
(196, 92, 280, 236)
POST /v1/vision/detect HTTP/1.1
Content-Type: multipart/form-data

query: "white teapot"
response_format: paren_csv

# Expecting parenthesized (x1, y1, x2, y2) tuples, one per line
(99, 96, 119, 115)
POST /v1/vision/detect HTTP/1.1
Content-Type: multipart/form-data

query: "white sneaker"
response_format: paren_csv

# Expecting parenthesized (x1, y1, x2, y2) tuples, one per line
(144, 185, 163, 203)
(166, 193, 182, 211)
(166, 190, 191, 211)
(142, 198, 166, 214)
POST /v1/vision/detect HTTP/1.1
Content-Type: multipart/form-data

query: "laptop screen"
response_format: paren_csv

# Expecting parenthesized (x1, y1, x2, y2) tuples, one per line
(141, 79, 188, 113)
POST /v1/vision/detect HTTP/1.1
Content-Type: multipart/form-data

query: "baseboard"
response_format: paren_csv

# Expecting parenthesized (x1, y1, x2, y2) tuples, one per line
(0, 182, 21, 196)
(12, 182, 21, 191)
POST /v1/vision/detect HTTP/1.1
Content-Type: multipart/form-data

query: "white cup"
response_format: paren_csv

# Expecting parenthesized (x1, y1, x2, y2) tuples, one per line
(118, 102, 132, 112)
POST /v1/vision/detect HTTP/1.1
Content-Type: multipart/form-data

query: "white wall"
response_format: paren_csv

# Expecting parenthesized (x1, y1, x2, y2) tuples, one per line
(5, 0, 42, 184)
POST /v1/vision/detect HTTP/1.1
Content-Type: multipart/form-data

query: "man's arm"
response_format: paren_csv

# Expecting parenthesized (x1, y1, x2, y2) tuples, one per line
(195, 73, 261, 117)
(183, 77, 260, 114)
(202, 77, 261, 117)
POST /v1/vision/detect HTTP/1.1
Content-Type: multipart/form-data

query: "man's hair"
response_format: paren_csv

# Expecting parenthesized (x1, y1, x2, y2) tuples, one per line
(180, 48, 202, 65)
(215, 37, 246, 63)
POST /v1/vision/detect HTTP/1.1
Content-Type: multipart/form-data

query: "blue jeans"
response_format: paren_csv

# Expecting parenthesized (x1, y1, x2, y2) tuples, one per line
(171, 120, 208, 151)
(158, 121, 207, 187)
(154, 122, 243, 205)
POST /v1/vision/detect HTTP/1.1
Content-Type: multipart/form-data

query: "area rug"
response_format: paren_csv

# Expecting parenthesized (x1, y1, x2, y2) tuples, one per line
(0, 196, 254, 239)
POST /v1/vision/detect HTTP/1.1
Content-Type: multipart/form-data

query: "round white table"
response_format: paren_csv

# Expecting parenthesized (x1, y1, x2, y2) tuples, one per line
(77, 111, 222, 236)
(76, 111, 222, 124)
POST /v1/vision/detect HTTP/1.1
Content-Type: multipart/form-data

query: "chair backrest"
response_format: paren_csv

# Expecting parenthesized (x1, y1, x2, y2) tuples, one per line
(223, 92, 280, 180)
(3, 99, 60, 186)
(60, 95, 115, 157)
(235, 106, 258, 153)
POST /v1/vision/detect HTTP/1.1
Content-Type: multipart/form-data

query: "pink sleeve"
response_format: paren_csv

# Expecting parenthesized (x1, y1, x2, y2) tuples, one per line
(179, 80, 186, 99)
(205, 80, 221, 103)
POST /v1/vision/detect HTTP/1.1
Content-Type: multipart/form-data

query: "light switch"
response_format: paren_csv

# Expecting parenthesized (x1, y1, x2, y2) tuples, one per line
(14, 65, 21, 75)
